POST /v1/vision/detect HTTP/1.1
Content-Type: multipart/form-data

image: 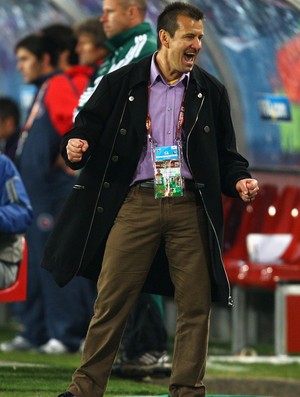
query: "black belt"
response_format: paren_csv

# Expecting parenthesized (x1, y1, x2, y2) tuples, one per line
(138, 179, 204, 191)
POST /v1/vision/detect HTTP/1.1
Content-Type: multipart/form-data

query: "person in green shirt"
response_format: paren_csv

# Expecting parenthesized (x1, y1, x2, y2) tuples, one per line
(75, 0, 157, 115)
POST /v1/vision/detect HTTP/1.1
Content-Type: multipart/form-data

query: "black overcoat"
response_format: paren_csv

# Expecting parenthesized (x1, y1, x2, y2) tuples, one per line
(42, 55, 251, 305)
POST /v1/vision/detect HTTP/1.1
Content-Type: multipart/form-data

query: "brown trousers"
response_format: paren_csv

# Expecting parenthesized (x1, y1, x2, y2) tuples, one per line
(69, 184, 211, 397)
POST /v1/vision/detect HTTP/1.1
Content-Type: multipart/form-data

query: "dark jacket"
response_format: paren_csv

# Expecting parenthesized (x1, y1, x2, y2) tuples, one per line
(42, 55, 251, 305)
(18, 72, 81, 210)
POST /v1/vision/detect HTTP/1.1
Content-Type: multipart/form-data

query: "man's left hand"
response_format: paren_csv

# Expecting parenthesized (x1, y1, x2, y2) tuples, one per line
(236, 178, 259, 202)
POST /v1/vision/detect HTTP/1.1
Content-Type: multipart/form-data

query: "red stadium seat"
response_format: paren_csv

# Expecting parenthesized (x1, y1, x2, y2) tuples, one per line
(260, 185, 300, 234)
(228, 184, 300, 355)
(235, 186, 300, 290)
(280, 198, 300, 263)
(223, 184, 278, 284)
(222, 194, 246, 252)
(223, 183, 278, 261)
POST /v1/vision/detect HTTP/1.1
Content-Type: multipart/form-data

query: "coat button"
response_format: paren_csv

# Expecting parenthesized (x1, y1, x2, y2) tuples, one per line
(120, 128, 127, 136)
(111, 155, 119, 162)
(198, 93, 203, 98)
(97, 206, 104, 213)
(103, 182, 110, 189)
(204, 125, 210, 133)
(129, 96, 134, 102)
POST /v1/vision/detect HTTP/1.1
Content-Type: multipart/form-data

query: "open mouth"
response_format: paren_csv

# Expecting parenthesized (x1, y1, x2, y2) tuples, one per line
(183, 51, 197, 65)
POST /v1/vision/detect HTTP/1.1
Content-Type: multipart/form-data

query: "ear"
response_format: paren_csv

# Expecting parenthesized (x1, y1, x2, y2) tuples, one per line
(127, 5, 138, 20)
(159, 29, 170, 48)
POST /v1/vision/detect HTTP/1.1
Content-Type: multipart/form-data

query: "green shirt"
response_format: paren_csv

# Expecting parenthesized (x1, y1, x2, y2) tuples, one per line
(77, 22, 157, 112)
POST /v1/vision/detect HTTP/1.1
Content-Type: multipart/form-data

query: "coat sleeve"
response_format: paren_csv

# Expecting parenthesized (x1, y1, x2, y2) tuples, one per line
(216, 85, 251, 196)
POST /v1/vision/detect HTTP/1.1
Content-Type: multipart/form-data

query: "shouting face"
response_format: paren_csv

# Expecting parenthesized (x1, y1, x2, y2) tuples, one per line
(158, 14, 204, 81)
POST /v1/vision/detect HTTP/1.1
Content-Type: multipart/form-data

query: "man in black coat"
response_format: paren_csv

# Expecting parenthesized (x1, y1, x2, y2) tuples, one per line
(46, 2, 259, 397)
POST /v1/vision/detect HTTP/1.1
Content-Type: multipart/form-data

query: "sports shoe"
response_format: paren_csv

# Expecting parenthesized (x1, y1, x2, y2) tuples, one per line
(0, 335, 34, 352)
(57, 392, 76, 397)
(113, 350, 172, 377)
(39, 338, 69, 354)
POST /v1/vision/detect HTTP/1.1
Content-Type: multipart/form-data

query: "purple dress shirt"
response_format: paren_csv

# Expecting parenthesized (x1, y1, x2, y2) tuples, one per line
(131, 54, 193, 185)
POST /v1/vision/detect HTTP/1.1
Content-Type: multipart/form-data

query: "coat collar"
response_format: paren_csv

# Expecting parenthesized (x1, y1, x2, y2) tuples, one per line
(128, 55, 152, 88)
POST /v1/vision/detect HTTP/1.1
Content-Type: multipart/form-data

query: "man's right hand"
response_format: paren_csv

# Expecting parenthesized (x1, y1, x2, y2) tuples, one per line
(66, 138, 89, 163)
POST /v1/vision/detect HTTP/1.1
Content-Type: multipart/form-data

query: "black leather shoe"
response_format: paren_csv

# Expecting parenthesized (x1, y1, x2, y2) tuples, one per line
(57, 392, 75, 397)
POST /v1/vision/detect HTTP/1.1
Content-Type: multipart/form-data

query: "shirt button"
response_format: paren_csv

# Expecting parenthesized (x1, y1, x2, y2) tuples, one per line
(97, 207, 104, 213)
(103, 182, 110, 189)
(120, 128, 127, 136)
(111, 155, 119, 162)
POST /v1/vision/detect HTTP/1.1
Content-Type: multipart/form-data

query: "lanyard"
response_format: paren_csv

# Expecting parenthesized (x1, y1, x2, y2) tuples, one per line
(22, 80, 49, 132)
(145, 81, 186, 145)
(15, 80, 49, 160)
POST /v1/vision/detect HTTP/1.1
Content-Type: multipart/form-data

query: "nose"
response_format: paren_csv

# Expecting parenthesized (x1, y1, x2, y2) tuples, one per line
(193, 37, 202, 50)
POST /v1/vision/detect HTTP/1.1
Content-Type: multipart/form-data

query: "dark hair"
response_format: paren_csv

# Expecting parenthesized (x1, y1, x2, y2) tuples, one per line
(0, 97, 20, 126)
(42, 24, 78, 66)
(15, 33, 59, 67)
(74, 18, 107, 48)
(157, 2, 204, 49)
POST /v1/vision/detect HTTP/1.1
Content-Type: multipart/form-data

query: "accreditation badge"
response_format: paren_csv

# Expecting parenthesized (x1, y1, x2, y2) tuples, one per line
(154, 145, 183, 198)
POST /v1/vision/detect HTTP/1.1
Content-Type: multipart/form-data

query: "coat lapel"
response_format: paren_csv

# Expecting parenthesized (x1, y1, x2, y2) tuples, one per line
(127, 83, 148, 144)
(184, 70, 207, 136)
(127, 56, 152, 144)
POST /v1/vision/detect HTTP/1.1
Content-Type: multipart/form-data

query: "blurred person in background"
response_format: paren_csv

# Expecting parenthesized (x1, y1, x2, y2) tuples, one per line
(0, 97, 21, 161)
(76, 0, 157, 113)
(41, 21, 99, 344)
(0, 32, 93, 354)
(74, 17, 109, 70)
(42, 23, 94, 95)
(0, 153, 33, 289)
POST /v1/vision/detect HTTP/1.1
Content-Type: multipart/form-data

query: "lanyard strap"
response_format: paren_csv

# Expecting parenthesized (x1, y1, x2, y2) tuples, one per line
(146, 82, 186, 144)
(22, 80, 49, 132)
(15, 80, 49, 160)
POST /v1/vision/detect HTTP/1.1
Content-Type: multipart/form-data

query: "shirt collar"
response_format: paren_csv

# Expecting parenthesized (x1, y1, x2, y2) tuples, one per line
(150, 52, 189, 87)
